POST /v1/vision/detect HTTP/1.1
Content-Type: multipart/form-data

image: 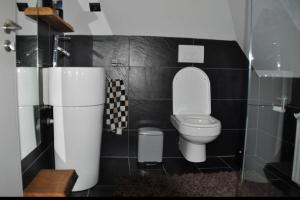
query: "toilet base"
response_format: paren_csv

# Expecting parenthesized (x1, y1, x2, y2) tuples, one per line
(179, 137, 206, 162)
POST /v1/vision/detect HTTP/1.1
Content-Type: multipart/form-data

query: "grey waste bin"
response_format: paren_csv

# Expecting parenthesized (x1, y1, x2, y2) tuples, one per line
(138, 127, 163, 163)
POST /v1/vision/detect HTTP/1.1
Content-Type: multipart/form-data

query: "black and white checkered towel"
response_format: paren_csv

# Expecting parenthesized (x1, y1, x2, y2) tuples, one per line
(105, 79, 128, 135)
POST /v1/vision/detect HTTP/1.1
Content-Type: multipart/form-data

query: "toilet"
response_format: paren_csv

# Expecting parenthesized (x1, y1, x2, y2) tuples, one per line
(170, 67, 221, 163)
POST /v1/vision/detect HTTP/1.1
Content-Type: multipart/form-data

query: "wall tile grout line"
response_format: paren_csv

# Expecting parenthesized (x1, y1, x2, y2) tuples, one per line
(129, 98, 249, 101)
(128, 157, 132, 176)
(218, 157, 233, 170)
(101, 156, 129, 159)
(128, 66, 249, 70)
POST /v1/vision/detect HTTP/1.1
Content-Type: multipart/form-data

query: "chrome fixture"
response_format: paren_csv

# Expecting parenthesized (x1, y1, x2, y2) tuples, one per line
(2, 19, 22, 34)
(26, 47, 38, 57)
(3, 39, 15, 52)
(52, 35, 71, 67)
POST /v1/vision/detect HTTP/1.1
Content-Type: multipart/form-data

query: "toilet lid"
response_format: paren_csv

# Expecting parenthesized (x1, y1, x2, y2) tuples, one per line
(173, 67, 211, 115)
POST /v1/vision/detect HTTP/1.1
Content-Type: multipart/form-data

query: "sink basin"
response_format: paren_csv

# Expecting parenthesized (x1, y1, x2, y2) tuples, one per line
(48, 67, 106, 106)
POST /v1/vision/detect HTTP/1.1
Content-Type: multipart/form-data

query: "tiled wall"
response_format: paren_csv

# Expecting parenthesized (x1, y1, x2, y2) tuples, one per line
(58, 36, 249, 159)
(17, 35, 249, 183)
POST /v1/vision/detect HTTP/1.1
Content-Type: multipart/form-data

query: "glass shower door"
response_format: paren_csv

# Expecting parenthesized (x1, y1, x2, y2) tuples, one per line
(243, 0, 300, 194)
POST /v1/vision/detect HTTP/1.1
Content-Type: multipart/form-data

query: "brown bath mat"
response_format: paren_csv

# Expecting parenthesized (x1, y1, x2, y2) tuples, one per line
(114, 171, 284, 197)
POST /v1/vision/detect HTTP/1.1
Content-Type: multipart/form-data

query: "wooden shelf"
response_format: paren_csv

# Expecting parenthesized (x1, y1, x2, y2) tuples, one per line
(24, 170, 78, 197)
(24, 7, 74, 32)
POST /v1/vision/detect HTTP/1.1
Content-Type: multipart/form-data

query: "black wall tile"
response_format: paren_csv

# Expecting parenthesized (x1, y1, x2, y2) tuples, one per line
(130, 36, 193, 67)
(291, 78, 300, 108)
(211, 100, 247, 129)
(129, 131, 138, 157)
(163, 130, 182, 158)
(129, 67, 181, 100)
(194, 39, 249, 68)
(93, 36, 129, 67)
(16, 36, 37, 67)
(129, 99, 173, 130)
(38, 21, 52, 67)
(206, 131, 245, 156)
(67, 36, 93, 67)
(204, 68, 249, 100)
(282, 106, 298, 144)
(100, 130, 129, 157)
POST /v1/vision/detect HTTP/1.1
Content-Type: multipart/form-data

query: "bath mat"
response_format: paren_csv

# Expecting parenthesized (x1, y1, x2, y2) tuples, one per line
(113, 171, 283, 197)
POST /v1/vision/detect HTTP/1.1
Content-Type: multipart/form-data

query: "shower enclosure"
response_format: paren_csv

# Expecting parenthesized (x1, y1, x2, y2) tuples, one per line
(242, 0, 300, 194)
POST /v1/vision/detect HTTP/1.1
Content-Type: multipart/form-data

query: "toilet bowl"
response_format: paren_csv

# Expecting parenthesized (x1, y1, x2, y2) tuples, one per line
(171, 67, 221, 162)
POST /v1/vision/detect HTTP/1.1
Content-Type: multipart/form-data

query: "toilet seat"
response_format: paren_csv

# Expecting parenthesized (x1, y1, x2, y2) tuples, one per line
(171, 114, 221, 137)
(175, 114, 220, 128)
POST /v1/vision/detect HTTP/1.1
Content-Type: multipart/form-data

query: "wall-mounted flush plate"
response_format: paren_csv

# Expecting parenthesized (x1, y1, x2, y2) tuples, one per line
(178, 45, 204, 63)
(89, 3, 101, 12)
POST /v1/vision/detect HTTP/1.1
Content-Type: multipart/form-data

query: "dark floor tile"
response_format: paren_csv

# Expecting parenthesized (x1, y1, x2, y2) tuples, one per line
(70, 190, 88, 197)
(89, 185, 115, 197)
(211, 100, 247, 130)
(98, 158, 129, 185)
(204, 68, 248, 100)
(200, 168, 233, 173)
(131, 169, 166, 177)
(93, 36, 129, 67)
(264, 167, 281, 181)
(100, 130, 128, 157)
(130, 36, 193, 67)
(220, 156, 242, 171)
(163, 158, 199, 175)
(193, 39, 249, 68)
(129, 158, 163, 171)
(266, 162, 293, 181)
(129, 99, 173, 130)
(270, 180, 300, 197)
(195, 157, 228, 169)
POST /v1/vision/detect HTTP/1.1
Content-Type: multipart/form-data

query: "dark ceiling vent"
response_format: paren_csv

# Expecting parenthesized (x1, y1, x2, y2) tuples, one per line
(89, 3, 101, 12)
(16, 2, 28, 12)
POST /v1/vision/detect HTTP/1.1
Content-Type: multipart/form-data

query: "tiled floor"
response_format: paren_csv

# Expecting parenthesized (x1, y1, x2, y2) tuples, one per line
(71, 156, 300, 197)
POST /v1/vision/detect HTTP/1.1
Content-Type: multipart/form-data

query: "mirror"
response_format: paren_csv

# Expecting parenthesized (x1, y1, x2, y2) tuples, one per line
(16, 0, 41, 159)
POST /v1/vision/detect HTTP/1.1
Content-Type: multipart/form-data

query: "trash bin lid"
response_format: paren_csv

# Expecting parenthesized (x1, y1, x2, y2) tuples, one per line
(138, 127, 163, 136)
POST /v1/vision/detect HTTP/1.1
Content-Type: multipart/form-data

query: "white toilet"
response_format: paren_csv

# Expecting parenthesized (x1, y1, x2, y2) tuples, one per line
(170, 67, 221, 163)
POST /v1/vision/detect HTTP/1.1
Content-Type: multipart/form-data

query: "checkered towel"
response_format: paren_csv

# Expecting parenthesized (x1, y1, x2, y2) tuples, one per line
(105, 79, 128, 135)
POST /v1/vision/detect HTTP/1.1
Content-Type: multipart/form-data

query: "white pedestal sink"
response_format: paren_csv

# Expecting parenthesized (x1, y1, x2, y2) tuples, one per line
(48, 67, 106, 191)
